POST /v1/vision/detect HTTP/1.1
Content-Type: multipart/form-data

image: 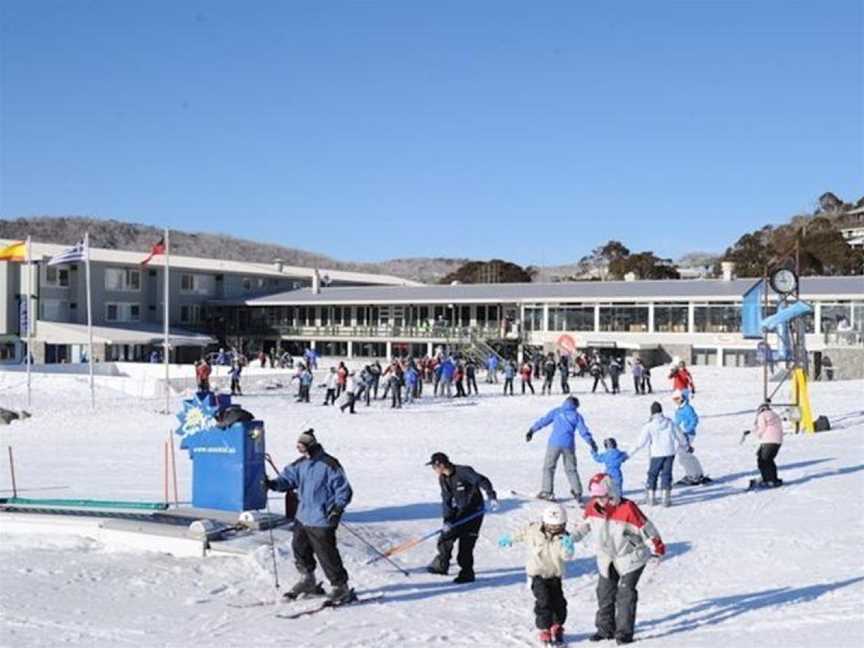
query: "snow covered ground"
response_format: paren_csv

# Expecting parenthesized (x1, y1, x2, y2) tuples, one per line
(1, 366, 863, 647)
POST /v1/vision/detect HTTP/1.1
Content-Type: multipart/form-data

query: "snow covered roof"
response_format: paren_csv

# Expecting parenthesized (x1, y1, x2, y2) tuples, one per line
(0, 239, 419, 287)
(33, 321, 216, 347)
(225, 276, 864, 306)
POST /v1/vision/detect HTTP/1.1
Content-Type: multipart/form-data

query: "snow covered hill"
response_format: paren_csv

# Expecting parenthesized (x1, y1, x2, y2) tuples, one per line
(1, 366, 863, 647)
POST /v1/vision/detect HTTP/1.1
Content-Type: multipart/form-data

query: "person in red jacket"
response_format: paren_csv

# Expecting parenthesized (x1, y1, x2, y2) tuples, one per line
(520, 361, 535, 394)
(668, 359, 695, 398)
(195, 359, 212, 392)
(570, 473, 665, 645)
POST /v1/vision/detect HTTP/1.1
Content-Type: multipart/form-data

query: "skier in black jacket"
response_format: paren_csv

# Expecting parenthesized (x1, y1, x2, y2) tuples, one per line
(425, 452, 498, 583)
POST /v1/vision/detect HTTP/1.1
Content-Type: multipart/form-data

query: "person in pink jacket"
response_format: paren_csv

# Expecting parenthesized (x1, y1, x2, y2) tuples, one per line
(746, 401, 784, 489)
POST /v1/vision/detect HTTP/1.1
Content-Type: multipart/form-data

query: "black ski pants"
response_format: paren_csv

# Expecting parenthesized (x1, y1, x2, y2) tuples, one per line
(323, 388, 337, 405)
(757, 443, 781, 483)
(560, 376, 570, 393)
(610, 375, 620, 394)
(596, 563, 645, 641)
(391, 385, 402, 408)
(504, 377, 514, 395)
(542, 376, 554, 394)
(592, 375, 609, 393)
(340, 393, 356, 413)
(432, 515, 483, 576)
(292, 523, 348, 587)
(632, 377, 643, 394)
(467, 375, 478, 395)
(532, 575, 567, 630)
(456, 380, 466, 397)
(522, 378, 535, 394)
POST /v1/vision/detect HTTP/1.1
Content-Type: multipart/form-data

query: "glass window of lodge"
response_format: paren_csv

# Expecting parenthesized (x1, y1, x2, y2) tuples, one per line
(105, 268, 141, 291)
(693, 302, 740, 333)
(599, 303, 649, 332)
(820, 301, 853, 333)
(523, 306, 544, 332)
(654, 303, 689, 333)
(549, 305, 594, 331)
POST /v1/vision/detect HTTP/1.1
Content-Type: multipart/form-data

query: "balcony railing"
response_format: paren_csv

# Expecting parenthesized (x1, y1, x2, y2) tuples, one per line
(213, 322, 522, 343)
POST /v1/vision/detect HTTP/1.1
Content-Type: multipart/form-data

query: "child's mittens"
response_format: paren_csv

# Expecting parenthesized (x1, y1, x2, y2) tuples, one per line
(497, 533, 513, 549)
(560, 533, 575, 554)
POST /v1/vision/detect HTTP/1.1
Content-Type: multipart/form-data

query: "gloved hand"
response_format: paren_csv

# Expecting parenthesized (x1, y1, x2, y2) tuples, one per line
(327, 505, 344, 527)
(487, 499, 500, 512)
(589, 440, 599, 454)
(497, 533, 513, 548)
(560, 533, 575, 553)
(526, 430, 534, 442)
(687, 445, 695, 454)
(263, 478, 278, 491)
(652, 537, 666, 557)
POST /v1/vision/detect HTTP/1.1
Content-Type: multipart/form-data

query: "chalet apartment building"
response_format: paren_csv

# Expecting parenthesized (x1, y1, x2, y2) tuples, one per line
(0, 239, 416, 364)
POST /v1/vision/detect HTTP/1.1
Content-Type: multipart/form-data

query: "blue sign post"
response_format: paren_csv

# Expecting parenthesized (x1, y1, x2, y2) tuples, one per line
(176, 392, 267, 512)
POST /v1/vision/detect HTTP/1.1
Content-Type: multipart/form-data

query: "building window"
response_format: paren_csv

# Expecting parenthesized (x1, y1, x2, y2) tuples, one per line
(654, 303, 689, 333)
(321, 307, 330, 326)
(523, 306, 544, 332)
(0, 343, 16, 361)
(40, 299, 65, 320)
(105, 302, 141, 322)
(242, 278, 253, 292)
(820, 301, 853, 333)
(180, 304, 201, 324)
(105, 268, 141, 292)
(44, 266, 70, 287)
(693, 302, 740, 333)
(356, 307, 365, 326)
(549, 305, 595, 332)
(180, 273, 214, 295)
(598, 303, 649, 332)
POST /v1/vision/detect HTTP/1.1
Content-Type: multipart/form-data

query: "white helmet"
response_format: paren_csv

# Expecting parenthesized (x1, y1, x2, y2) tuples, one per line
(542, 504, 567, 527)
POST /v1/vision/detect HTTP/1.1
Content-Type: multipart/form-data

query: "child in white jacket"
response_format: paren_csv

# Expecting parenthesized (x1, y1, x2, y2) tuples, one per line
(498, 504, 575, 646)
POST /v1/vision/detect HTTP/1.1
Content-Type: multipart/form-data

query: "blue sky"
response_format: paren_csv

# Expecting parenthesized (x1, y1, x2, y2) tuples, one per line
(1, 1, 861, 266)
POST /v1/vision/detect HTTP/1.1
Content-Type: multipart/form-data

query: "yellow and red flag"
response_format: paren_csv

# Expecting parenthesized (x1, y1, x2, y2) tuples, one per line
(0, 240, 26, 262)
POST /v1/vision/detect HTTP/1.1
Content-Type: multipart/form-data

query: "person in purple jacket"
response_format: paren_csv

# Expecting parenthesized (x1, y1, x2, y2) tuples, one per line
(527, 395, 598, 502)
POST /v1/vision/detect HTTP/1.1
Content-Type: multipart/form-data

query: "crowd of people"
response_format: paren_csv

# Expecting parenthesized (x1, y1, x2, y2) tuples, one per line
(205, 347, 783, 646)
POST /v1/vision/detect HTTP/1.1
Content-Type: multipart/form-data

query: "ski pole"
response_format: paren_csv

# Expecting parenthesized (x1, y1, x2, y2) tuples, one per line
(263, 474, 280, 591)
(341, 521, 410, 577)
(366, 508, 487, 565)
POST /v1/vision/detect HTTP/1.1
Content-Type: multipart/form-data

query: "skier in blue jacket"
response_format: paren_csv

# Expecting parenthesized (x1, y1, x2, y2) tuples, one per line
(591, 438, 630, 494)
(672, 390, 709, 485)
(266, 429, 355, 604)
(527, 395, 598, 501)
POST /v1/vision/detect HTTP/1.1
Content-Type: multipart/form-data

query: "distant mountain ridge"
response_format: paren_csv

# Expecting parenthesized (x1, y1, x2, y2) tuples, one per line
(0, 216, 470, 284)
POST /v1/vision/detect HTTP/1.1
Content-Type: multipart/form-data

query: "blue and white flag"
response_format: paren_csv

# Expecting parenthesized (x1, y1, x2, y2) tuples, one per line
(47, 240, 86, 266)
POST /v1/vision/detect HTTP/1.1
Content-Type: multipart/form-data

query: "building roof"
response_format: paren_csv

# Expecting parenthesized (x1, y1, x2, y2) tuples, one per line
(221, 276, 863, 306)
(0, 239, 419, 287)
(33, 321, 216, 347)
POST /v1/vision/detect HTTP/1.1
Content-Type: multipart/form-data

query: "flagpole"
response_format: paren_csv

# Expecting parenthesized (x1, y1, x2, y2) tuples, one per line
(85, 233, 95, 409)
(25, 235, 32, 408)
(164, 228, 171, 415)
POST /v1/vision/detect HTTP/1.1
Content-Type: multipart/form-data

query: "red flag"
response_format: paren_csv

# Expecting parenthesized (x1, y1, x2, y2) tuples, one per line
(141, 237, 166, 265)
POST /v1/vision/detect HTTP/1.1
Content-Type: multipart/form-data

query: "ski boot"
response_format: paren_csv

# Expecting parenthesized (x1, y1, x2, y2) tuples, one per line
(283, 573, 324, 600)
(536, 492, 555, 501)
(550, 623, 565, 644)
(453, 571, 475, 584)
(326, 582, 356, 606)
(662, 488, 671, 507)
(570, 490, 582, 506)
(589, 632, 613, 642)
(426, 559, 449, 576)
(615, 635, 634, 645)
(699, 475, 714, 485)
(644, 489, 656, 506)
(538, 629, 553, 646)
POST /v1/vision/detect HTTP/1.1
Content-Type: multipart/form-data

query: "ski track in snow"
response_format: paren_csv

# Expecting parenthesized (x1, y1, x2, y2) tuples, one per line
(1, 367, 863, 647)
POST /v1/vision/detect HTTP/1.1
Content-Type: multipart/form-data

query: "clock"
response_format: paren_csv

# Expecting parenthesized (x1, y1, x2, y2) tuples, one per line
(769, 268, 798, 295)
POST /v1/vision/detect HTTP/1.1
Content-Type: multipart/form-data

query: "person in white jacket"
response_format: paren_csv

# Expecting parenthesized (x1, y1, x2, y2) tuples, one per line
(322, 367, 338, 406)
(630, 401, 689, 506)
(497, 504, 575, 646)
(339, 372, 357, 414)
(570, 473, 665, 645)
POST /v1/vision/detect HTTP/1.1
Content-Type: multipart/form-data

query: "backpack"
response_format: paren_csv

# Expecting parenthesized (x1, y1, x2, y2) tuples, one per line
(814, 415, 831, 432)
